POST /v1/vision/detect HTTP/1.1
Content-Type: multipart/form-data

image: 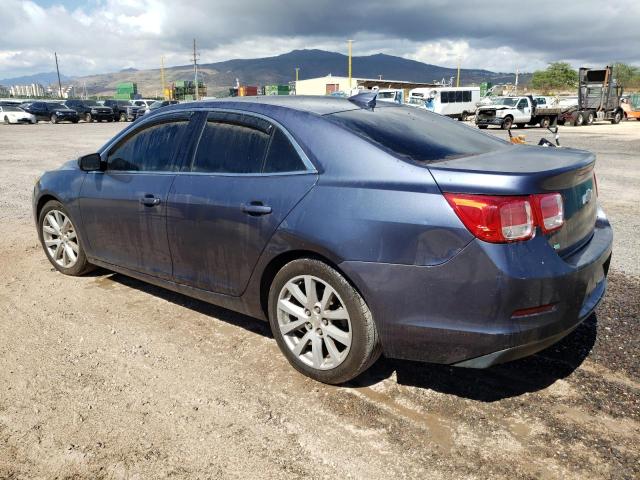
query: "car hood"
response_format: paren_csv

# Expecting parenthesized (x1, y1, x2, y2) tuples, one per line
(477, 104, 513, 111)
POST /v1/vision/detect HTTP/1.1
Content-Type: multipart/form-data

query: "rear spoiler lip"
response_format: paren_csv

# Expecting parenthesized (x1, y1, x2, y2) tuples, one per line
(428, 146, 595, 196)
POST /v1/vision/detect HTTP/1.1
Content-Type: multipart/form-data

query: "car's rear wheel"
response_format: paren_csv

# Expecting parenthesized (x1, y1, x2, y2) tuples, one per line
(539, 116, 551, 128)
(38, 200, 93, 276)
(586, 112, 594, 125)
(119, 112, 126, 122)
(574, 112, 584, 126)
(268, 259, 381, 384)
(3, 116, 9, 124)
(85, 113, 92, 122)
(611, 110, 622, 124)
(50, 114, 58, 124)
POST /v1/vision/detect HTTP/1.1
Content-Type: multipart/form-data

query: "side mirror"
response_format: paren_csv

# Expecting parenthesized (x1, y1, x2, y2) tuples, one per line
(78, 153, 104, 171)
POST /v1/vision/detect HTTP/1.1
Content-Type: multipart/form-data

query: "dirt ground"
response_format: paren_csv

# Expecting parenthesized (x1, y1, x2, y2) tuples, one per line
(0, 119, 638, 479)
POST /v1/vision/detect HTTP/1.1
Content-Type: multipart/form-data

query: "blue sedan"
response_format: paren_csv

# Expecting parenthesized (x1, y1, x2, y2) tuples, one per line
(33, 95, 612, 384)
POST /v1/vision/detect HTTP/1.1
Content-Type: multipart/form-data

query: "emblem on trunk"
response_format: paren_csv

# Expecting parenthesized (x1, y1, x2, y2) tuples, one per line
(581, 188, 593, 205)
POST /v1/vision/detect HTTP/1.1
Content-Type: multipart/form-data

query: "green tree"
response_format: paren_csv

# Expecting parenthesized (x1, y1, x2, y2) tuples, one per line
(613, 62, 640, 87)
(530, 62, 578, 92)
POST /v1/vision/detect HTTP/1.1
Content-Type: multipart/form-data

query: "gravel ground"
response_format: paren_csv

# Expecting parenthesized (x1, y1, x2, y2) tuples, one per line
(0, 120, 638, 479)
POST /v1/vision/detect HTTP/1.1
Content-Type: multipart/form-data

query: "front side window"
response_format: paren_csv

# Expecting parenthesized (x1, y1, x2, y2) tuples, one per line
(192, 114, 271, 174)
(517, 99, 528, 109)
(463, 91, 471, 102)
(440, 92, 449, 104)
(107, 120, 189, 171)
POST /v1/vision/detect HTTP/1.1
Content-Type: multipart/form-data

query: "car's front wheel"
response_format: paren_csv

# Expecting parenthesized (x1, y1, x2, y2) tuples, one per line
(268, 259, 381, 384)
(38, 200, 93, 276)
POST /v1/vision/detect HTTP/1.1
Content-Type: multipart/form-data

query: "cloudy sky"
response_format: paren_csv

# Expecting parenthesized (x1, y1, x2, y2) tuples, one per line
(1, 0, 639, 80)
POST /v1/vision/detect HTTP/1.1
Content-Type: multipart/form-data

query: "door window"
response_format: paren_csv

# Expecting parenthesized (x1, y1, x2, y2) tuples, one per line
(107, 119, 189, 171)
(192, 115, 271, 174)
(263, 128, 306, 173)
(517, 99, 529, 109)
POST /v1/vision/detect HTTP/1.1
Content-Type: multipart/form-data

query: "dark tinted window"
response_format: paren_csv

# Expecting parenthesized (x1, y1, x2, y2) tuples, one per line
(440, 92, 448, 103)
(517, 98, 528, 109)
(326, 106, 507, 164)
(107, 120, 188, 171)
(193, 116, 270, 173)
(455, 91, 463, 102)
(463, 91, 471, 102)
(263, 128, 306, 173)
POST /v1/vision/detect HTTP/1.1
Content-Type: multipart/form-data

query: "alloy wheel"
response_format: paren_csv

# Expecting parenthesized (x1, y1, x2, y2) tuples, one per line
(42, 210, 79, 268)
(277, 275, 352, 370)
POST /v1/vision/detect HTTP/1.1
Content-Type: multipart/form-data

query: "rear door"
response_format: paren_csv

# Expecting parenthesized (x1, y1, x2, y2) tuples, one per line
(79, 112, 196, 279)
(167, 111, 318, 296)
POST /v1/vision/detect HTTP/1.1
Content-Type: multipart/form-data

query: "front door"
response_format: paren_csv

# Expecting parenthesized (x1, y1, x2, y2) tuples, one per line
(167, 111, 317, 296)
(79, 113, 195, 279)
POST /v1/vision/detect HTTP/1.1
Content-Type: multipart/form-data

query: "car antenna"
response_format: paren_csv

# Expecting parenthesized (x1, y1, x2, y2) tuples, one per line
(348, 91, 378, 110)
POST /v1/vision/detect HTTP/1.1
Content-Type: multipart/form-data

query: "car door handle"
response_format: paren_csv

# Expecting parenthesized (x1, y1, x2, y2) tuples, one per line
(140, 194, 161, 206)
(242, 202, 272, 216)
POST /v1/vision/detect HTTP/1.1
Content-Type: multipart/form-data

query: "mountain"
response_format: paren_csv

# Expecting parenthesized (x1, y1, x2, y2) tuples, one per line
(34, 49, 530, 97)
(0, 71, 72, 86)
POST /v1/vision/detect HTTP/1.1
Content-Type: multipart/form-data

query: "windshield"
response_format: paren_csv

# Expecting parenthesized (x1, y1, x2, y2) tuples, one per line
(50, 103, 65, 109)
(325, 105, 507, 164)
(490, 97, 518, 106)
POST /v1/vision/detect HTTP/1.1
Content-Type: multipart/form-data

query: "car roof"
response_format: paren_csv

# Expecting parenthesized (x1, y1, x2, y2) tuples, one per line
(163, 95, 396, 116)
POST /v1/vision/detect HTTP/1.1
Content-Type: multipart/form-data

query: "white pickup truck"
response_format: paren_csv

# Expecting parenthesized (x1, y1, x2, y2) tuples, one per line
(475, 95, 565, 130)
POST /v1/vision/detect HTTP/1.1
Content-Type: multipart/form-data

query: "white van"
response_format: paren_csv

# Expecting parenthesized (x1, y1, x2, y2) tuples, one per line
(408, 87, 480, 120)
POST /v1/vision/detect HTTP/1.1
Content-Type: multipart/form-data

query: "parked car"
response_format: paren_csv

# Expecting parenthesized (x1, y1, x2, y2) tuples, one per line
(64, 99, 114, 122)
(103, 99, 139, 122)
(21, 101, 79, 123)
(475, 95, 566, 129)
(1, 105, 36, 124)
(137, 100, 179, 119)
(33, 96, 612, 384)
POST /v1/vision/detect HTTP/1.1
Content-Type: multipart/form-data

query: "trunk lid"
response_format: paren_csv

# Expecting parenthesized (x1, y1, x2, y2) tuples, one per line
(429, 144, 597, 255)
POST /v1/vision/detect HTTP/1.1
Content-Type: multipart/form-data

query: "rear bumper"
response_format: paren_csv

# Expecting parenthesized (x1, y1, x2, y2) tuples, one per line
(340, 208, 613, 366)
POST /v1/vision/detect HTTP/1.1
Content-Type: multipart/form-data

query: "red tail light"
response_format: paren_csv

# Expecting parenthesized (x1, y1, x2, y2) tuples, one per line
(444, 192, 564, 244)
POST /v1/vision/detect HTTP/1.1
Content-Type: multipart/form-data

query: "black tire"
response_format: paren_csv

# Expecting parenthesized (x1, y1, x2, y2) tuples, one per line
(72, 119, 79, 123)
(37, 200, 94, 276)
(539, 116, 551, 129)
(478, 125, 488, 129)
(268, 258, 381, 384)
(501, 116, 513, 130)
(85, 113, 92, 122)
(574, 112, 584, 126)
(557, 119, 565, 126)
(50, 114, 58, 124)
(119, 112, 126, 122)
(3, 116, 8, 125)
(611, 110, 622, 124)
(586, 112, 594, 125)
(459, 111, 468, 122)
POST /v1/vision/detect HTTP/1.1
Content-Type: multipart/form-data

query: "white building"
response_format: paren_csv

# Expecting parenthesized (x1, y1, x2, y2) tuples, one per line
(9, 83, 45, 97)
(294, 74, 441, 98)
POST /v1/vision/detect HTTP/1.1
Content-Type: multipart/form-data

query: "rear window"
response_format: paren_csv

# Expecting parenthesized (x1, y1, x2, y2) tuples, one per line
(325, 105, 507, 163)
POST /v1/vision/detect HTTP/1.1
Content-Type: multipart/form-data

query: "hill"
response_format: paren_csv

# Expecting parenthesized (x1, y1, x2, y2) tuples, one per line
(12, 50, 530, 97)
(0, 71, 72, 86)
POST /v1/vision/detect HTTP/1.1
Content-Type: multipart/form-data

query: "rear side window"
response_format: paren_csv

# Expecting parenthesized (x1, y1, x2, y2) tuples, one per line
(326, 105, 507, 164)
(107, 120, 189, 171)
(263, 128, 306, 173)
(192, 116, 271, 174)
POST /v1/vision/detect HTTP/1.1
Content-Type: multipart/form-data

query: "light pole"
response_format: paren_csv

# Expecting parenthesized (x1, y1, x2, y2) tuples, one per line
(348, 40, 353, 90)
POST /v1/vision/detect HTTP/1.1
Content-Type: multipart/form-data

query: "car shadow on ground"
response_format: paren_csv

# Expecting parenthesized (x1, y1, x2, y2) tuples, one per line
(102, 270, 596, 402)
(353, 314, 598, 402)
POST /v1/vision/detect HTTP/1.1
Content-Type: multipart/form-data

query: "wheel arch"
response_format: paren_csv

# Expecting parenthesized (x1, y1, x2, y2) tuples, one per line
(36, 193, 61, 219)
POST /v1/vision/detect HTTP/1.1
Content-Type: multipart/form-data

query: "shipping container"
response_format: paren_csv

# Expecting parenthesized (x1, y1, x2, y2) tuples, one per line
(239, 86, 259, 97)
(264, 84, 290, 96)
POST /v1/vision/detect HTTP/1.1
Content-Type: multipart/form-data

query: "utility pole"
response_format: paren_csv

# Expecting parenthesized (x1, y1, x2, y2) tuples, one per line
(515, 67, 519, 95)
(456, 56, 461, 87)
(295, 67, 299, 83)
(192, 39, 199, 101)
(54, 52, 63, 98)
(160, 56, 166, 100)
(348, 40, 353, 91)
